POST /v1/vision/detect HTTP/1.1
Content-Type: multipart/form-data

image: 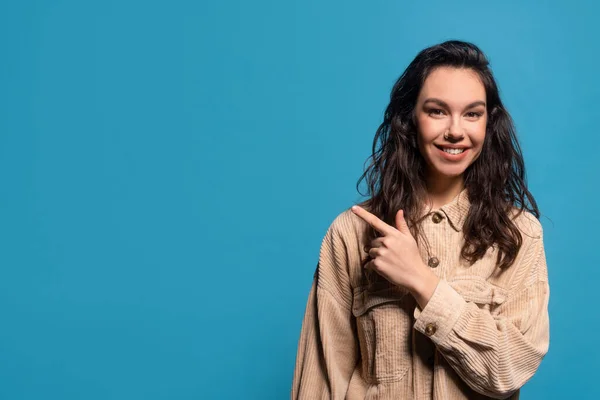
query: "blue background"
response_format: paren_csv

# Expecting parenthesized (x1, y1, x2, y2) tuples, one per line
(1, 0, 597, 398)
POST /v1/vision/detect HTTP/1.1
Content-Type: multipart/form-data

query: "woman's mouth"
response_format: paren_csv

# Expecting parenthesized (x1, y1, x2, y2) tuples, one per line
(435, 145, 469, 160)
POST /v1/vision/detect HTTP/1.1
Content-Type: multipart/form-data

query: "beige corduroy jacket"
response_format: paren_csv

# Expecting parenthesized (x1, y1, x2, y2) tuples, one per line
(291, 189, 550, 399)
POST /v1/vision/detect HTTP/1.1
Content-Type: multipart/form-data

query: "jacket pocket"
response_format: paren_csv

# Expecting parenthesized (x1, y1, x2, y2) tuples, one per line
(351, 284, 412, 383)
(447, 275, 508, 313)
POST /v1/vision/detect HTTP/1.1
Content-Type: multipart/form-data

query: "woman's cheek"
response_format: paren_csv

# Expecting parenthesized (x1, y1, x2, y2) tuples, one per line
(417, 118, 440, 139)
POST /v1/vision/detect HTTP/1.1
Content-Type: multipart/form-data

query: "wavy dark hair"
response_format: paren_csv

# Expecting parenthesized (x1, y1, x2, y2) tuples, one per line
(355, 40, 539, 284)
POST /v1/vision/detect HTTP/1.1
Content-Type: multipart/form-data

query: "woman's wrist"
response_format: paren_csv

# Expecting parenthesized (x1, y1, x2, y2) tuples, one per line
(409, 263, 441, 309)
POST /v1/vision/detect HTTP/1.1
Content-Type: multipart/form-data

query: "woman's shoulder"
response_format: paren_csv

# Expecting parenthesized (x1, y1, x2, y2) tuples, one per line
(325, 207, 369, 239)
(317, 207, 370, 289)
(507, 206, 543, 240)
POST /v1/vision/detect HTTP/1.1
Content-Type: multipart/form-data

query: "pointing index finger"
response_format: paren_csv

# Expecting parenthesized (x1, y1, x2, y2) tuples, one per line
(351, 205, 396, 236)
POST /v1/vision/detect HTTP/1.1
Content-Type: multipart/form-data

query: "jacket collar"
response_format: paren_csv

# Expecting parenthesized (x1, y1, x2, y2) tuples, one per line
(416, 187, 470, 232)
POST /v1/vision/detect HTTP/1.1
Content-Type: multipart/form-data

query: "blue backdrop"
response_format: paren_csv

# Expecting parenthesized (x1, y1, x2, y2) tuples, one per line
(1, 0, 597, 398)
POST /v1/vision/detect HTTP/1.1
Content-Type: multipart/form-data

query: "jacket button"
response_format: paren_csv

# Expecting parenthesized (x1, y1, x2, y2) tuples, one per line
(428, 256, 439, 268)
(425, 323, 437, 336)
(432, 212, 443, 223)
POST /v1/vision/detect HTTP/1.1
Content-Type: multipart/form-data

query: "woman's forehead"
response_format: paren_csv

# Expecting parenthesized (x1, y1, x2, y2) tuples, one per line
(419, 67, 486, 104)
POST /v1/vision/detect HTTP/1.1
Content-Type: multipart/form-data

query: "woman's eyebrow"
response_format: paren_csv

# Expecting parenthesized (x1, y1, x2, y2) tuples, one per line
(423, 98, 486, 109)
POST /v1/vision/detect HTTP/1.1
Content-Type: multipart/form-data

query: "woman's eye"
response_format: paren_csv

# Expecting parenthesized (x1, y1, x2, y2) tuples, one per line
(466, 111, 483, 118)
(428, 109, 444, 116)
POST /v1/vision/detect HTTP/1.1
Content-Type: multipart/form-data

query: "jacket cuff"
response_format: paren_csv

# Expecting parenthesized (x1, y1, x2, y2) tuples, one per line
(413, 279, 467, 345)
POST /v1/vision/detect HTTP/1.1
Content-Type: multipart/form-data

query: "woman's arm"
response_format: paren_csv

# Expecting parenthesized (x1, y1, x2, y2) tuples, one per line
(413, 229, 550, 399)
(291, 221, 360, 400)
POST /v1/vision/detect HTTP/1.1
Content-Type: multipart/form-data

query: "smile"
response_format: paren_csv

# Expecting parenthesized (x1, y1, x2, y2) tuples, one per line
(435, 145, 469, 160)
(441, 147, 464, 154)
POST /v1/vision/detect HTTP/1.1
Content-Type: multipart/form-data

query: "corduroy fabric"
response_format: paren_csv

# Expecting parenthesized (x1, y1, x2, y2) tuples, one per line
(291, 188, 550, 400)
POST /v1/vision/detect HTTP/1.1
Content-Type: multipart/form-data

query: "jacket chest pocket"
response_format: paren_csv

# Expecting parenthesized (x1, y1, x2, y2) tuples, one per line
(448, 275, 508, 314)
(351, 284, 412, 383)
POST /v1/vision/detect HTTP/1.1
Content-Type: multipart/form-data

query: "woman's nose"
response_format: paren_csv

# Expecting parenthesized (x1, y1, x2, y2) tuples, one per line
(446, 119, 464, 140)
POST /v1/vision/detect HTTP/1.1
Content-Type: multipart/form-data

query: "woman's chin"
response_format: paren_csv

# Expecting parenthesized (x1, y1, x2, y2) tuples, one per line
(429, 166, 466, 179)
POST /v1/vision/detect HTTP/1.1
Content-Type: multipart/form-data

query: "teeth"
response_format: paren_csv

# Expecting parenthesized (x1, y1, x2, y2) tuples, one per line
(442, 147, 465, 155)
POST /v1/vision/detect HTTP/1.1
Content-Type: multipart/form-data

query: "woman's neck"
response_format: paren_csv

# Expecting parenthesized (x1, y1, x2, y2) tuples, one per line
(424, 174, 465, 210)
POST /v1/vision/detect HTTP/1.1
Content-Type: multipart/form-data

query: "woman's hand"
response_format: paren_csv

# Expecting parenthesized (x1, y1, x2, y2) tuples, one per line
(351, 205, 439, 306)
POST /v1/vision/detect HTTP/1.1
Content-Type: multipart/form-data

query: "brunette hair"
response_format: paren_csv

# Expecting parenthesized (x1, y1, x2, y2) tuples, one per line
(356, 40, 539, 282)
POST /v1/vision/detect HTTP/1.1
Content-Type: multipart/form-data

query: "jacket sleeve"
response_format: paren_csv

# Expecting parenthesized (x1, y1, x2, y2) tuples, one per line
(413, 227, 550, 399)
(291, 220, 360, 400)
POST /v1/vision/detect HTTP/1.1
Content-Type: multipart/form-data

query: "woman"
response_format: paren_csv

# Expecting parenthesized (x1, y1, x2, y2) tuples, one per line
(291, 40, 550, 399)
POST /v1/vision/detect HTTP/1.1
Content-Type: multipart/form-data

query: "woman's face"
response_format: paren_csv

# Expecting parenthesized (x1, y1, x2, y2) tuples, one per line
(414, 66, 487, 181)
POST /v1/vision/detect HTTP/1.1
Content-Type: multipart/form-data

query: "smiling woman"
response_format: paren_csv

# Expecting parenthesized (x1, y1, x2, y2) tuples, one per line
(415, 67, 488, 181)
(291, 40, 550, 400)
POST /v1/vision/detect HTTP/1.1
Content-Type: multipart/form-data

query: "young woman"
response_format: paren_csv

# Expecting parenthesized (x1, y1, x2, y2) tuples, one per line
(291, 40, 550, 399)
